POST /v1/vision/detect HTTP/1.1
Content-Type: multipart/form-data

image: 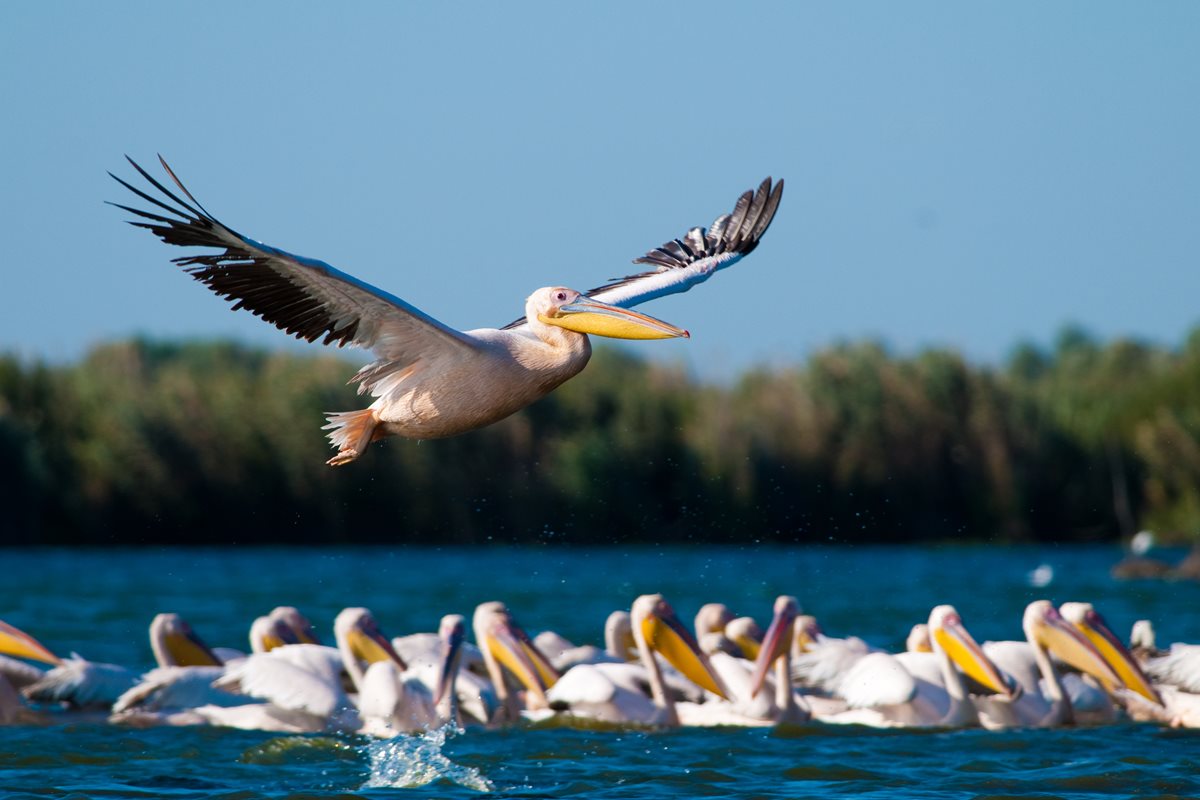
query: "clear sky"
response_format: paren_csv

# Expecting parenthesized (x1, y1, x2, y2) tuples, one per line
(3, 2, 1198, 379)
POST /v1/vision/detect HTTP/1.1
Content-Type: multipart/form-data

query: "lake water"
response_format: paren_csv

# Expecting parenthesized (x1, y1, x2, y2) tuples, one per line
(1, 545, 1198, 798)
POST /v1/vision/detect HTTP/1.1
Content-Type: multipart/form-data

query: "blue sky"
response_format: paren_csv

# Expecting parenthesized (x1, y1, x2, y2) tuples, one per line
(3, 2, 1198, 379)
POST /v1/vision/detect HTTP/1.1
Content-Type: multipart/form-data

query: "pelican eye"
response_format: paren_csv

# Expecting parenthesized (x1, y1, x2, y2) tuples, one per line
(555, 291, 568, 302)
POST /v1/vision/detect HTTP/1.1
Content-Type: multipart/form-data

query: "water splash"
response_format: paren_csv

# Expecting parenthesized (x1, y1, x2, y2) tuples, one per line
(360, 725, 493, 792)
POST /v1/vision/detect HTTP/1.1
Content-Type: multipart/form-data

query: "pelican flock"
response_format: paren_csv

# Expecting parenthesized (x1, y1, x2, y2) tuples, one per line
(111, 158, 783, 465)
(1, 595, 1195, 735)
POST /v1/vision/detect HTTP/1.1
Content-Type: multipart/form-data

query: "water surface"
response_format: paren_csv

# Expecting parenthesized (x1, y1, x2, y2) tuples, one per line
(1, 545, 1197, 798)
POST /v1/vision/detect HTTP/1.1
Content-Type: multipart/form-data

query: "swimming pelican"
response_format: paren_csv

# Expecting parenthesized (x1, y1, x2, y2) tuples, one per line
(535, 594, 729, 727)
(1057, 602, 1184, 725)
(975, 601, 1123, 729)
(111, 158, 783, 465)
(816, 605, 1016, 729)
(1135, 634, 1200, 727)
(472, 602, 558, 724)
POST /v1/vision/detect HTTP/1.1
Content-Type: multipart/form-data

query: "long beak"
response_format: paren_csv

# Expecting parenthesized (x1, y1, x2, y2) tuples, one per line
(166, 626, 224, 667)
(1070, 608, 1162, 705)
(935, 614, 1019, 699)
(350, 620, 408, 669)
(435, 617, 466, 708)
(481, 618, 550, 706)
(642, 604, 729, 700)
(0, 620, 62, 665)
(539, 297, 690, 340)
(750, 605, 796, 699)
(1034, 607, 1122, 691)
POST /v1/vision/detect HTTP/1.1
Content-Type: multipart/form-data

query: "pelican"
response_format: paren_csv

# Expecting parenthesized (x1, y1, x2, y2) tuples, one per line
(1137, 638, 1200, 727)
(1057, 602, 1185, 725)
(975, 601, 1124, 729)
(535, 594, 729, 728)
(472, 601, 558, 724)
(682, 595, 811, 727)
(111, 158, 783, 465)
(814, 605, 1016, 728)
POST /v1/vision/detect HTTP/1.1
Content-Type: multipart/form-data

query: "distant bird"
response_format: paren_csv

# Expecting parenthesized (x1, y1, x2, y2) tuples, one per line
(111, 158, 783, 465)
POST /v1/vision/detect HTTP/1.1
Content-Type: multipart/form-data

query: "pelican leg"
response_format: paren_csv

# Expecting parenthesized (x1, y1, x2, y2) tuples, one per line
(323, 408, 381, 466)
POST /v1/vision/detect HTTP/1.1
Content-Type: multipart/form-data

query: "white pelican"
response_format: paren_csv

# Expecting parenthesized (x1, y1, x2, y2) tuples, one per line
(389, 615, 497, 727)
(1057, 603, 1187, 725)
(815, 605, 1016, 729)
(472, 601, 558, 724)
(534, 594, 729, 728)
(685, 595, 811, 727)
(975, 601, 1124, 729)
(112, 158, 783, 465)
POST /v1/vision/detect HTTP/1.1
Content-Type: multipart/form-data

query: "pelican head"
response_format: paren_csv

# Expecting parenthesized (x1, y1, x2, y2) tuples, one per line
(1059, 602, 1162, 705)
(749, 595, 799, 698)
(249, 614, 299, 654)
(150, 613, 223, 667)
(529, 287, 689, 341)
(334, 607, 406, 672)
(472, 601, 558, 708)
(725, 616, 764, 661)
(791, 614, 823, 656)
(632, 594, 728, 700)
(0, 620, 61, 666)
(907, 623, 933, 654)
(604, 610, 636, 661)
(929, 605, 1019, 700)
(1023, 600, 1121, 692)
(694, 602, 735, 642)
(269, 606, 321, 646)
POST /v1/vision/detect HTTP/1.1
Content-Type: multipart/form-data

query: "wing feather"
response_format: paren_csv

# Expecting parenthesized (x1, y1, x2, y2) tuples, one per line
(111, 157, 475, 368)
(500, 177, 782, 329)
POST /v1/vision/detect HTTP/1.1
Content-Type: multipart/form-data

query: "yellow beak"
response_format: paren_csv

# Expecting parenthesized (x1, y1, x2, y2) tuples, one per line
(539, 297, 690, 340)
(641, 603, 728, 700)
(0, 620, 61, 665)
(1033, 607, 1122, 692)
(1068, 607, 1162, 705)
(934, 615, 1018, 699)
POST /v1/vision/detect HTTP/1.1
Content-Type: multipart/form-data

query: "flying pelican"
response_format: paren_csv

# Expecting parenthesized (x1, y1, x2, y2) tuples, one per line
(974, 601, 1124, 729)
(111, 158, 783, 465)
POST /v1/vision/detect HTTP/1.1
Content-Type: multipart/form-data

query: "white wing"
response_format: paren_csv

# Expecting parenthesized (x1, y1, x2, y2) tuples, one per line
(503, 177, 783, 329)
(1145, 644, 1200, 693)
(213, 644, 346, 719)
(111, 157, 476, 393)
(23, 656, 137, 709)
(112, 665, 239, 713)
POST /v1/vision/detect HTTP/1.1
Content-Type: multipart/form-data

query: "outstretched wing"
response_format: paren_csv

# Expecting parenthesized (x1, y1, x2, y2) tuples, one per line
(110, 157, 475, 369)
(502, 177, 782, 329)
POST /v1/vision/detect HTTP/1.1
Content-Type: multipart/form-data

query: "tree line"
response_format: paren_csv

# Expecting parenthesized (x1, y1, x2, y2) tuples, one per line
(3, 327, 1200, 546)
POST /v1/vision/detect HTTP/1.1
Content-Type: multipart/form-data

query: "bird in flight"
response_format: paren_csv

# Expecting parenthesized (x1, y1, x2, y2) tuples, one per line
(111, 158, 782, 465)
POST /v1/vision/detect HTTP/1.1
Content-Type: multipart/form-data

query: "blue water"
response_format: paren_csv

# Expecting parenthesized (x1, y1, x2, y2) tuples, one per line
(2, 545, 1198, 798)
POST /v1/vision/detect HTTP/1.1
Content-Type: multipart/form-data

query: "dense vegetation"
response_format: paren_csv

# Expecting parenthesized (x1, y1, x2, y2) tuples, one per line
(3, 327, 1200, 546)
